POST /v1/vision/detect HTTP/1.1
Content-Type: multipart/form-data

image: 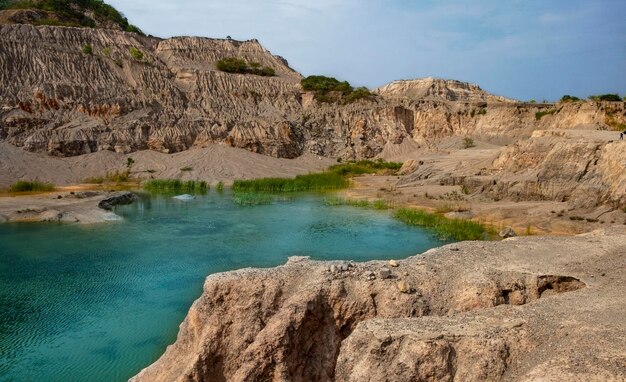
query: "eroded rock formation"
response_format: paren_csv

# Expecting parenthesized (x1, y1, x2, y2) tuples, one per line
(1, 24, 624, 161)
(131, 227, 626, 382)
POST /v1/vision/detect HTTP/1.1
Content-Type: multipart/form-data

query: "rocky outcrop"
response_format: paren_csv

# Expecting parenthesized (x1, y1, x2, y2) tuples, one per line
(489, 130, 626, 207)
(131, 227, 626, 382)
(1, 24, 624, 160)
(97, 191, 137, 210)
(375, 77, 515, 103)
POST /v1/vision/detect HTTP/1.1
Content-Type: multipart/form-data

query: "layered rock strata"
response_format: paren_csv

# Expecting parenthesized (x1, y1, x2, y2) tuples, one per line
(1, 24, 624, 160)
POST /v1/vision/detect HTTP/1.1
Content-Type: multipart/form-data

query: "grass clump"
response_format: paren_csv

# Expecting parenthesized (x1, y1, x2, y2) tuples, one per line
(8, 180, 55, 192)
(144, 179, 208, 194)
(216, 181, 225, 193)
(216, 57, 275, 77)
(232, 192, 273, 206)
(462, 137, 475, 149)
(129, 47, 144, 61)
(324, 196, 370, 208)
(82, 43, 93, 54)
(560, 95, 580, 102)
(233, 160, 401, 193)
(328, 159, 402, 176)
(395, 208, 489, 241)
(233, 172, 348, 193)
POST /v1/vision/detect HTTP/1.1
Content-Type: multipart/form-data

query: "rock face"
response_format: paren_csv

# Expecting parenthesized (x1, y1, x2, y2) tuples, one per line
(1, 24, 624, 161)
(375, 77, 515, 103)
(131, 228, 626, 382)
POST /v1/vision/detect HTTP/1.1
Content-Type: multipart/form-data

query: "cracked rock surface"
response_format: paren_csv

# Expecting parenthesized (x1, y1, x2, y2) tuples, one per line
(131, 227, 626, 382)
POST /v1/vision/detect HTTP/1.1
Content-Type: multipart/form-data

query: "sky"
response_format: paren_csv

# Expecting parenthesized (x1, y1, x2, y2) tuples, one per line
(107, 0, 626, 101)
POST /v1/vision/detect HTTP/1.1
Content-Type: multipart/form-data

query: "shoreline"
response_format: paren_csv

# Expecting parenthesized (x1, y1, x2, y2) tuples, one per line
(0, 190, 135, 224)
(341, 175, 626, 237)
(2, 175, 622, 237)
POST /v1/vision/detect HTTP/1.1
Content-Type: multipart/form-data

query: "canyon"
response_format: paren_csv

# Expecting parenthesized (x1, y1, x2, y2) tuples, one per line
(1, 14, 626, 382)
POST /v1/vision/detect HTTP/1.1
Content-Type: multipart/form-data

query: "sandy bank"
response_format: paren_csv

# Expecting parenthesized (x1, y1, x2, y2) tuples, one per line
(0, 190, 135, 224)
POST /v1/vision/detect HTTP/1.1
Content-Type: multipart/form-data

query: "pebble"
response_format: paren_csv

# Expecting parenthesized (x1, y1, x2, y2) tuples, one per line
(397, 280, 410, 293)
(389, 260, 399, 267)
(330, 265, 337, 273)
(379, 267, 392, 279)
(364, 271, 376, 281)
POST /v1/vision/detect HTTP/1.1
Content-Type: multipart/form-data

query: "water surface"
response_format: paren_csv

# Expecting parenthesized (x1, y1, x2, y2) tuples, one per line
(0, 192, 447, 381)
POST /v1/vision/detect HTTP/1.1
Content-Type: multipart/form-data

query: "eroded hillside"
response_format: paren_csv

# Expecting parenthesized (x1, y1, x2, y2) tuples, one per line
(1, 24, 624, 161)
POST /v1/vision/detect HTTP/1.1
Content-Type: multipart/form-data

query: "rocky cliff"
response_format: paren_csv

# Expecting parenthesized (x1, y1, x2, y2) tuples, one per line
(1, 24, 624, 161)
(131, 227, 626, 382)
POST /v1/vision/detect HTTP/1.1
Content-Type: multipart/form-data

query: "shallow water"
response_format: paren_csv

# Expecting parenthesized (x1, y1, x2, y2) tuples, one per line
(0, 192, 448, 382)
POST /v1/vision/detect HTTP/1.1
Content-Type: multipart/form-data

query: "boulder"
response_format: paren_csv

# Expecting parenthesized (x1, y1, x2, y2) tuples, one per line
(98, 192, 138, 210)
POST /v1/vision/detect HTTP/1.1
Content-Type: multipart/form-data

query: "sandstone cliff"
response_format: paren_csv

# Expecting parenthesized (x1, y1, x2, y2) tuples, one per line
(1, 24, 624, 161)
(131, 227, 626, 381)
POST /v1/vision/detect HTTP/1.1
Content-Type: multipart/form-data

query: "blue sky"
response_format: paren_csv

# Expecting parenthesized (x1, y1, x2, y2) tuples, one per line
(108, 0, 625, 101)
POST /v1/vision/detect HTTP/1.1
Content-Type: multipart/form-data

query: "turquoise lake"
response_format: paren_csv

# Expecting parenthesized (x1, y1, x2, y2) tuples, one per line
(0, 192, 448, 382)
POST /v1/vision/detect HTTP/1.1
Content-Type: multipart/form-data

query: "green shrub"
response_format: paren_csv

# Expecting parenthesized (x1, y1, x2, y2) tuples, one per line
(8, 180, 55, 192)
(589, 94, 622, 102)
(216, 57, 247, 73)
(2, 0, 144, 34)
(216, 181, 224, 193)
(216, 57, 275, 76)
(144, 179, 208, 194)
(129, 47, 144, 61)
(395, 208, 489, 241)
(560, 95, 580, 102)
(82, 43, 93, 54)
(301, 75, 375, 104)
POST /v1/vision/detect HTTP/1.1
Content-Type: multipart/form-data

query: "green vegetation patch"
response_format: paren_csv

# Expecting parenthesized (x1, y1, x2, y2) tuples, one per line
(301, 75, 374, 104)
(233, 172, 348, 193)
(328, 159, 402, 176)
(232, 192, 273, 206)
(9, 180, 55, 192)
(535, 108, 558, 120)
(1, 0, 144, 34)
(143, 179, 208, 194)
(395, 208, 490, 241)
(129, 47, 144, 61)
(233, 160, 402, 193)
(216, 57, 276, 77)
(560, 95, 580, 102)
(589, 94, 622, 102)
(82, 43, 92, 54)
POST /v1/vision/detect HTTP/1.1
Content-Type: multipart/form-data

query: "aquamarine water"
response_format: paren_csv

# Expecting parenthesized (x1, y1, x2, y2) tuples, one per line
(0, 192, 447, 382)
